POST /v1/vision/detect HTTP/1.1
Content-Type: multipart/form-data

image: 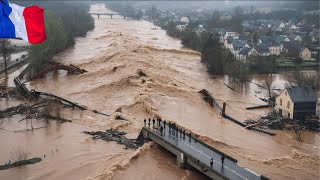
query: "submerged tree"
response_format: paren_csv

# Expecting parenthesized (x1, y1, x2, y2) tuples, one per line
(10, 146, 30, 161)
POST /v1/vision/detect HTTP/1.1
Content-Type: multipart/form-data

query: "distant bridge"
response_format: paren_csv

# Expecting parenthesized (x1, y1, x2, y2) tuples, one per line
(89, 12, 130, 19)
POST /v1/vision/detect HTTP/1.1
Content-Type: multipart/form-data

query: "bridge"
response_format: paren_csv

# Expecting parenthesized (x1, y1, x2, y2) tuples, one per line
(89, 12, 129, 19)
(138, 120, 269, 180)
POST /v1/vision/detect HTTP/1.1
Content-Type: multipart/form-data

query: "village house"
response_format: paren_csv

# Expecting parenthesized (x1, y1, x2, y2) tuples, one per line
(238, 47, 257, 61)
(286, 23, 298, 30)
(298, 47, 312, 60)
(275, 86, 317, 119)
(289, 34, 302, 41)
(211, 28, 227, 43)
(224, 36, 236, 49)
(223, 32, 239, 41)
(267, 42, 282, 56)
(255, 44, 270, 56)
(231, 40, 249, 54)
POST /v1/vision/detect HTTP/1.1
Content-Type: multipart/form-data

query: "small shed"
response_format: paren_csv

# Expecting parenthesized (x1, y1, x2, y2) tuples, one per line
(275, 86, 317, 119)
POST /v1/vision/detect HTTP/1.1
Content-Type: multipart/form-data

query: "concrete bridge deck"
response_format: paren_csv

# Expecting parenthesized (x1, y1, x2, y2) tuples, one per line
(89, 12, 129, 19)
(139, 121, 268, 180)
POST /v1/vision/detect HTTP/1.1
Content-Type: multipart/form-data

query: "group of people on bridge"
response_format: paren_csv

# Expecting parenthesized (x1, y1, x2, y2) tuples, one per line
(143, 118, 226, 168)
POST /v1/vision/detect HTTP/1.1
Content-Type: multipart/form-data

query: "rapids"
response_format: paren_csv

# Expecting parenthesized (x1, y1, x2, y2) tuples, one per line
(0, 4, 319, 180)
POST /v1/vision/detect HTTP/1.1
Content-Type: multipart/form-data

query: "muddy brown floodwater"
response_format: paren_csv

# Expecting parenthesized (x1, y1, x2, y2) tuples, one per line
(1, 4, 319, 180)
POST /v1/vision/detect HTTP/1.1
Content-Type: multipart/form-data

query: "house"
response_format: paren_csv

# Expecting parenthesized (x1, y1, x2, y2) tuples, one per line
(212, 28, 226, 43)
(224, 36, 235, 49)
(274, 35, 290, 43)
(255, 44, 270, 56)
(283, 41, 311, 60)
(287, 23, 297, 30)
(267, 42, 282, 56)
(282, 41, 301, 52)
(232, 40, 249, 54)
(223, 32, 239, 41)
(238, 47, 257, 61)
(289, 34, 302, 41)
(298, 47, 312, 60)
(275, 86, 317, 119)
(271, 22, 285, 32)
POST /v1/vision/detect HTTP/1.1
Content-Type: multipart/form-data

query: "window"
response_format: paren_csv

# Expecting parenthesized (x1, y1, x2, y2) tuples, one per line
(280, 98, 282, 106)
(287, 101, 290, 109)
(285, 92, 287, 96)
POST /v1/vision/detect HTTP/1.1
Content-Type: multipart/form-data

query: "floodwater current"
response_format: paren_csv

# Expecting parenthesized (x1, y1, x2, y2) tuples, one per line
(0, 4, 319, 180)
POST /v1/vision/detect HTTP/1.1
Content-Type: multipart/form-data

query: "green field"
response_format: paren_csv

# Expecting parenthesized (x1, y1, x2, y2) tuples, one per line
(276, 58, 319, 69)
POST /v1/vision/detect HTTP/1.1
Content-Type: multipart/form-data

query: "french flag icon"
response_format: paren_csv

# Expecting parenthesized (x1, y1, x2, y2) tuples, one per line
(0, 0, 46, 44)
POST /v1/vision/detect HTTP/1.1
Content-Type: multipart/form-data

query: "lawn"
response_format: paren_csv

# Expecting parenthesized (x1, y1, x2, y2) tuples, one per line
(276, 58, 319, 68)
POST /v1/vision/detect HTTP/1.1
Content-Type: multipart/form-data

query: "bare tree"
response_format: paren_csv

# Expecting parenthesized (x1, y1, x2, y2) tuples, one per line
(262, 74, 274, 105)
(10, 146, 30, 161)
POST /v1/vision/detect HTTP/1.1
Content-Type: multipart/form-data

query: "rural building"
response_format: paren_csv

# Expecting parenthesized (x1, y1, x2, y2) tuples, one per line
(275, 86, 317, 119)
(223, 32, 239, 41)
(298, 47, 312, 60)
(289, 34, 302, 41)
(238, 47, 257, 61)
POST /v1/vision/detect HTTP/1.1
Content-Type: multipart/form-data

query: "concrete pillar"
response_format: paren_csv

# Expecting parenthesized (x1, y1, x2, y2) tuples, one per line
(177, 153, 187, 168)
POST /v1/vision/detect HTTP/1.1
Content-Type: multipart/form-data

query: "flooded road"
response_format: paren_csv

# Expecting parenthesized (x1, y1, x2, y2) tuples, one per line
(1, 4, 319, 180)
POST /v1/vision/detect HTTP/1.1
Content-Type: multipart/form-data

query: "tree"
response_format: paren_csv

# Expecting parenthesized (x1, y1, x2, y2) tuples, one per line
(248, 56, 276, 73)
(0, 39, 11, 76)
(201, 33, 236, 75)
(28, 12, 68, 75)
(262, 74, 274, 104)
(10, 146, 30, 161)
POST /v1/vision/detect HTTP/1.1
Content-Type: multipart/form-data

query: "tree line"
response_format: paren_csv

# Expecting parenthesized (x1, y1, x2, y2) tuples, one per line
(17, 2, 95, 75)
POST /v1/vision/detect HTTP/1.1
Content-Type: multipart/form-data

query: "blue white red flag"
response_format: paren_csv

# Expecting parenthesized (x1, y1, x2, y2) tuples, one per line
(0, 0, 46, 44)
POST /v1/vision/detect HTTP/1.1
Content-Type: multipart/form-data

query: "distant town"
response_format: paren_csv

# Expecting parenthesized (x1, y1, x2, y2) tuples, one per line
(142, 7, 320, 61)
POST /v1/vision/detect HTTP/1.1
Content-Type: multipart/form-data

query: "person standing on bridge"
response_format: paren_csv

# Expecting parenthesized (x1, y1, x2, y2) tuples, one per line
(152, 119, 155, 128)
(210, 158, 213, 167)
(221, 155, 225, 167)
(160, 126, 163, 136)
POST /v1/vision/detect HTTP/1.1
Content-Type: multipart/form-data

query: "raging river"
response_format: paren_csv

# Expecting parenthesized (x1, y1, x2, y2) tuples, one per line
(0, 4, 319, 180)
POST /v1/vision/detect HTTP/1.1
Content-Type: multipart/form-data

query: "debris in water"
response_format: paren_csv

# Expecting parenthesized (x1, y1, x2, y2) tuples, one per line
(83, 129, 144, 149)
(198, 89, 221, 110)
(0, 103, 71, 123)
(245, 110, 320, 132)
(0, 158, 42, 170)
(115, 113, 128, 121)
(137, 69, 147, 77)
